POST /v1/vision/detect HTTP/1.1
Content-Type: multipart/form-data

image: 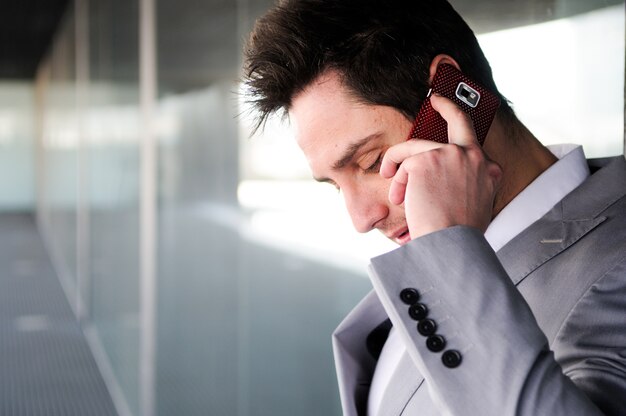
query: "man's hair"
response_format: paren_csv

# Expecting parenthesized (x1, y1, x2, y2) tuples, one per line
(243, 0, 511, 133)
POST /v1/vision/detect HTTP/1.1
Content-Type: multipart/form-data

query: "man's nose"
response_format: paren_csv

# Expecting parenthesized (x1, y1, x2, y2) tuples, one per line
(342, 186, 388, 233)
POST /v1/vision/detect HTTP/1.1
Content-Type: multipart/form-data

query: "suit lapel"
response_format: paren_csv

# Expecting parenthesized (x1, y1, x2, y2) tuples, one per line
(497, 156, 626, 286)
(334, 293, 429, 416)
(333, 290, 388, 416)
(497, 212, 606, 285)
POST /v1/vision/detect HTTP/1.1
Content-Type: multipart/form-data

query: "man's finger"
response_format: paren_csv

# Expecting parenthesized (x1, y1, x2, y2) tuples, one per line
(430, 94, 478, 147)
(388, 162, 409, 205)
(380, 139, 446, 178)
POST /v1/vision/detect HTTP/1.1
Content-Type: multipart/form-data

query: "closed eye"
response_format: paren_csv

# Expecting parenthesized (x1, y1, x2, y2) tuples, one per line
(364, 154, 382, 173)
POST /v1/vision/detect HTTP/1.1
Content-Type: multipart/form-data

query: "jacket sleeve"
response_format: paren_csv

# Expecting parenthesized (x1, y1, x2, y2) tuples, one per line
(368, 225, 622, 415)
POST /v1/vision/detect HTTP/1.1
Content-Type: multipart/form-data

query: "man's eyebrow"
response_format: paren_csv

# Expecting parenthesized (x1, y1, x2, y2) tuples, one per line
(332, 134, 379, 170)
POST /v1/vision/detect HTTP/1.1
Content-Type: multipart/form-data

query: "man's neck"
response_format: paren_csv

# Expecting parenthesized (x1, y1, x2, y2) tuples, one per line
(483, 113, 558, 217)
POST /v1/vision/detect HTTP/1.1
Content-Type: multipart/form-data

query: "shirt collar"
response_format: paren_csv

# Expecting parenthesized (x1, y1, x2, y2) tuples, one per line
(485, 144, 590, 252)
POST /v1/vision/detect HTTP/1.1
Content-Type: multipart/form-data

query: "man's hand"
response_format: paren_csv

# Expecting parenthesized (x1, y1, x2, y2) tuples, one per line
(380, 94, 502, 240)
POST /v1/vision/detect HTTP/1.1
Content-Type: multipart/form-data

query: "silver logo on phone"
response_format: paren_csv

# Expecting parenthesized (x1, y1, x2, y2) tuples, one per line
(455, 82, 480, 108)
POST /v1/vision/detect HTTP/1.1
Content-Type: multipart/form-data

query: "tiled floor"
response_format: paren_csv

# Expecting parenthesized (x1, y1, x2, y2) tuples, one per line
(0, 212, 117, 416)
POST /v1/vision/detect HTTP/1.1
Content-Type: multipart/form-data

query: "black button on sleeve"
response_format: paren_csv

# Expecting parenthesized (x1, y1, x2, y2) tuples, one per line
(417, 319, 437, 336)
(442, 350, 462, 368)
(400, 288, 420, 305)
(408, 303, 428, 321)
(426, 335, 446, 352)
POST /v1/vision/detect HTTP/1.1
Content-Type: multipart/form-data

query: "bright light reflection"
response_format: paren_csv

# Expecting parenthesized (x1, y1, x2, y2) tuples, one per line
(478, 5, 624, 158)
(238, 180, 396, 273)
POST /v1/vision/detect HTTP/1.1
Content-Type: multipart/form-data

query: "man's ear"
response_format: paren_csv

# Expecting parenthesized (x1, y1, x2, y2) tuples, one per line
(428, 54, 462, 85)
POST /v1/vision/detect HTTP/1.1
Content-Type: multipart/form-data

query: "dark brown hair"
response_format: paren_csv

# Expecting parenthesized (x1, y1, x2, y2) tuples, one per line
(244, 0, 510, 133)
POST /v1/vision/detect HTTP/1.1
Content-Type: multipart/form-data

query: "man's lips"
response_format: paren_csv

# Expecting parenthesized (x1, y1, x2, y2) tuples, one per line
(388, 228, 411, 245)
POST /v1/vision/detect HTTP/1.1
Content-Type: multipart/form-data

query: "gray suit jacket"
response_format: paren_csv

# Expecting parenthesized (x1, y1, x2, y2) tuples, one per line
(333, 156, 626, 415)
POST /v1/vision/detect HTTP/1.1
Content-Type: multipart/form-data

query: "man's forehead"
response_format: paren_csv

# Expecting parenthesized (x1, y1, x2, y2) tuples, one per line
(291, 71, 363, 121)
(290, 73, 355, 145)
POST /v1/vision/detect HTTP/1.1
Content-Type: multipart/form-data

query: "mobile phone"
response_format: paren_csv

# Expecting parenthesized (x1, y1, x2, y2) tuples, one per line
(407, 64, 500, 146)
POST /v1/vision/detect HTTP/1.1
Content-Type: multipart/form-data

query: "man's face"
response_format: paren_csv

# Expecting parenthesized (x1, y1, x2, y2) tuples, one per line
(290, 71, 414, 245)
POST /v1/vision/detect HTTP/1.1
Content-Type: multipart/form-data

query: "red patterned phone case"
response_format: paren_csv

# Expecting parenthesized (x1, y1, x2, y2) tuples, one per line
(407, 64, 500, 146)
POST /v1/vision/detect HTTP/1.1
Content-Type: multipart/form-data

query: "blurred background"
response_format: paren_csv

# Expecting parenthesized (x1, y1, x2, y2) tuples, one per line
(0, 0, 624, 415)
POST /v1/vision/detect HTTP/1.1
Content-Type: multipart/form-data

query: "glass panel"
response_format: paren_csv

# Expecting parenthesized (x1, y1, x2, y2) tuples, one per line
(154, 1, 372, 415)
(155, 84, 241, 415)
(0, 82, 35, 211)
(87, 1, 141, 414)
(154, 2, 241, 414)
(39, 8, 79, 302)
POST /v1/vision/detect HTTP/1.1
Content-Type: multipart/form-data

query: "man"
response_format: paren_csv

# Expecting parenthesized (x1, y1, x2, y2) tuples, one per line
(243, 1, 626, 415)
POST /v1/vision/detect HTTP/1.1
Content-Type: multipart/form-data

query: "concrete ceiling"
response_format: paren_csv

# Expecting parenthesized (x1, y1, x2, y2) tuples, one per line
(0, 0, 70, 79)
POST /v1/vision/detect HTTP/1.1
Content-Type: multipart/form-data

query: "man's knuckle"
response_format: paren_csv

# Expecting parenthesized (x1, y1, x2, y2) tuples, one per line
(467, 147, 483, 162)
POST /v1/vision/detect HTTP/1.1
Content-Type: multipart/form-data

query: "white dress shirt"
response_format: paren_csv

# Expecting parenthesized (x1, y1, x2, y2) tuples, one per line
(367, 144, 590, 416)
